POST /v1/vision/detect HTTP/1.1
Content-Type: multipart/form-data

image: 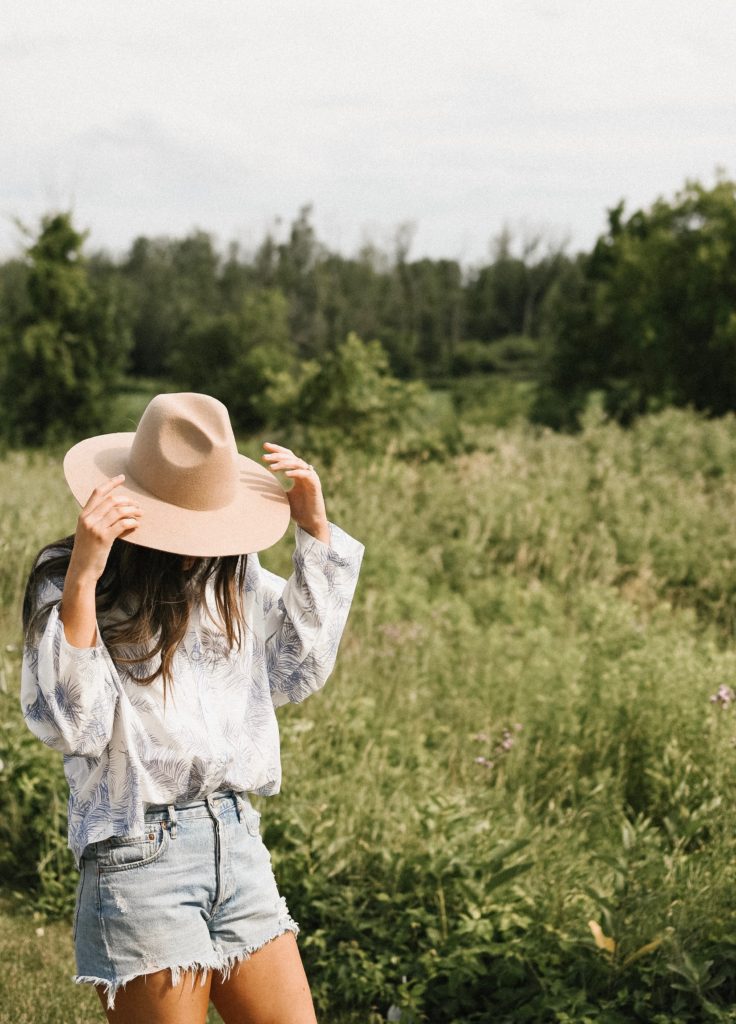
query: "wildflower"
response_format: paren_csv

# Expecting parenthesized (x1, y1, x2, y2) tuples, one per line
(710, 685, 735, 708)
(473, 731, 490, 743)
(474, 756, 494, 769)
(499, 729, 514, 753)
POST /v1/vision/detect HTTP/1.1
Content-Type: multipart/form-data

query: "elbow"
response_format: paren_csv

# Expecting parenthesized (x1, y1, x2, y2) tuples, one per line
(24, 713, 112, 758)
(62, 703, 116, 756)
(47, 734, 108, 758)
(64, 724, 112, 758)
(21, 682, 116, 758)
(282, 657, 336, 705)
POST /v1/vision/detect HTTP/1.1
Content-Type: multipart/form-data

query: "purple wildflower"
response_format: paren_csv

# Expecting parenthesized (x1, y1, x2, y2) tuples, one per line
(710, 685, 735, 708)
(499, 729, 514, 753)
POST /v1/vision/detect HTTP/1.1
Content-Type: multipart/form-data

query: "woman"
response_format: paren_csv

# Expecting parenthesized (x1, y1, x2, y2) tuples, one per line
(19, 392, 365, 1024)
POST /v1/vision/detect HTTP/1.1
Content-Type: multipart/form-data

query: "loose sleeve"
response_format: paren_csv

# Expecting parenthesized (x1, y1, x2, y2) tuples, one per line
(20, 586, 119, 758)
(259, 521, 365, 708)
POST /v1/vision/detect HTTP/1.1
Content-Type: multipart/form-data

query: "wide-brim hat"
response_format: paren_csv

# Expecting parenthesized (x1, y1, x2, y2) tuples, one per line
(63, 392, 291, 557)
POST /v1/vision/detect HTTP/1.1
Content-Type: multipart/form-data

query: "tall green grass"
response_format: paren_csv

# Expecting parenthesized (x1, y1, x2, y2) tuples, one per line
(4, 406, 736, 1021)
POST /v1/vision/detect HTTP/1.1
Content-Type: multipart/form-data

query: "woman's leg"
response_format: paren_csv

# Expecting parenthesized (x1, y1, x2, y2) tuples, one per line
(96, 968, 213, 1024)
(209, 932, 318, 1024)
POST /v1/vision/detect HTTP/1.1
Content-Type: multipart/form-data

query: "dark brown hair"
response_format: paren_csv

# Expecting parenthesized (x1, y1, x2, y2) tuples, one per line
(23, 536, 248, 706)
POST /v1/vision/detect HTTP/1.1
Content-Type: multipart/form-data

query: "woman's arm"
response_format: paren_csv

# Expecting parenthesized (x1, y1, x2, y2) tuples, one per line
(60, 474, 143, 647)
(257, 521, 365, 707)
(20, 475, 144, 756)
(20, 580, 119, 757)
(259, 442, 365, 706)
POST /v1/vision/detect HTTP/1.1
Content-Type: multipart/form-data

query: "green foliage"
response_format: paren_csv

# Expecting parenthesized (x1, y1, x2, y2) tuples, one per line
(465, 227, 569, 343)
(0, 206, 573, 417)
(170, 286, 295, 431)
(122, 230, 225, 377)
(451, 334, 542, 377)
(258, 331, 451, 460)
(536, 175, 736, 428)
(0, 213, 131, 445)
(10, 408, 736, 1018)
(0, 705, 72, 918)
(446, 374, 537, 427)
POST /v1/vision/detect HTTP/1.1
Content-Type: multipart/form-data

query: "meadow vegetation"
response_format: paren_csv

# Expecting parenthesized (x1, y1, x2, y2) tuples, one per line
(6, 176, 736, 451)
(4, 401, 736, 1021)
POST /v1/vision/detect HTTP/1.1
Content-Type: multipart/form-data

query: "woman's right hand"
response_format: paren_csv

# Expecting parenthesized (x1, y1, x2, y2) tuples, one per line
(67, 475, 144, 584)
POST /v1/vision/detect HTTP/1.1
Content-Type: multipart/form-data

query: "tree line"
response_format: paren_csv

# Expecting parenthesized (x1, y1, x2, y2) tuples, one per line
(2, 175, 736, 445)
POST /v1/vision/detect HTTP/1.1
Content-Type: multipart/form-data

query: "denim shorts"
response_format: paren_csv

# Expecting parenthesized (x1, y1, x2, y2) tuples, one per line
(72, 789, 300, 1012)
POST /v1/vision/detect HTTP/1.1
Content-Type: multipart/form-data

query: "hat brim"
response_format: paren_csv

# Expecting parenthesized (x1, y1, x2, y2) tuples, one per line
(63, 433, 292, 557)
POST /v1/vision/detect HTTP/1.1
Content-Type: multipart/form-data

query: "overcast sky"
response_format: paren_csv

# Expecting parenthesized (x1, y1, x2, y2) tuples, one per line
(2, 1, 735, 266)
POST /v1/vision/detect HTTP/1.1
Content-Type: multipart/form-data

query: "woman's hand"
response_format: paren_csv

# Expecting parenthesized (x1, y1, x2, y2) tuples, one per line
(67, 475, 144, 585)
(262, 442, 330, 544)
(61, 475, 143, 648)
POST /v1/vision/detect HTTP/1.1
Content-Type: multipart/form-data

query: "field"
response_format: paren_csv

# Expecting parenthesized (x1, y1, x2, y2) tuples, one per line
(4, 404, 736, 1022)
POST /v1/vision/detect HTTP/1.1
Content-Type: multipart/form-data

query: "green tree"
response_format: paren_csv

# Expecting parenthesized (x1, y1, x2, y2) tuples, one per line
(1, 212, 131, 445)
(122, 230, 223, 376)
(465, 227, 568, 343)
(272, 204, 329, 358)
(170, 286, 296, 431)
(535, 176, 736, 427)
(260, 331, 430, 457)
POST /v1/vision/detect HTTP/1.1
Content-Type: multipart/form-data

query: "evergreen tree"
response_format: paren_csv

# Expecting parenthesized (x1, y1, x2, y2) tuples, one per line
(1, 212, 131, 445)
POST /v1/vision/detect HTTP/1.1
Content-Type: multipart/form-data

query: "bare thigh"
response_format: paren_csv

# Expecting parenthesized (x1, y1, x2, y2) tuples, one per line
(96, 967, 213, 1024)
(210, 931, 318, 1024)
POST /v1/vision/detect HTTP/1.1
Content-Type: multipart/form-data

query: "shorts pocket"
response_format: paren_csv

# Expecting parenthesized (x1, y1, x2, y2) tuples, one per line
(245, 806, 262, 838)
(97, 822, 170, 873)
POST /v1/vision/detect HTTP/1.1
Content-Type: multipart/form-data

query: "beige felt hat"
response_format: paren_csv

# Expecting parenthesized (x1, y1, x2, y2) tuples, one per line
(63, 392, 291, 556)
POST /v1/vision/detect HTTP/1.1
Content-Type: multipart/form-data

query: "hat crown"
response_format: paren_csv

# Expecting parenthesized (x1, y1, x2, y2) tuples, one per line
(128, 393, 238, 511)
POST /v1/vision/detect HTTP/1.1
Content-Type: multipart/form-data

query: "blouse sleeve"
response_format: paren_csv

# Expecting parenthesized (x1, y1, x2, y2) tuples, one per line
(257, 521, 365, 708)
(19, 578, 119, 758)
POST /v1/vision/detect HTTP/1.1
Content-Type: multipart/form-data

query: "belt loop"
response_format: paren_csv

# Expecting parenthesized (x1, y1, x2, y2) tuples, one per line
(167, 803, 178, 839)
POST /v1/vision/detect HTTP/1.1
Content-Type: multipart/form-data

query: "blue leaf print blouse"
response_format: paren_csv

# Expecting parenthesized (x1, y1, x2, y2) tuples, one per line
(19, 522, 365, 869)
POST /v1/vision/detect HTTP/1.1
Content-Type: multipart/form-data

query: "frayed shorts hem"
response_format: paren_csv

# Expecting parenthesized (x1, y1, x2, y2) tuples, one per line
(72, 918, 301, 1012)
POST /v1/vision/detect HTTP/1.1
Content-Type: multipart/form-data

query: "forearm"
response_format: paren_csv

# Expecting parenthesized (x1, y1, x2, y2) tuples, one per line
(265, 521, 365, 707)
(297, 514, 330, 545)
(59, 566, 100, 649)
(57, 472, 142, 650)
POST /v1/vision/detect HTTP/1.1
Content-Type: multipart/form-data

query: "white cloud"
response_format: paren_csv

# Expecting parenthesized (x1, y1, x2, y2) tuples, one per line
(1, 0, 735, 263)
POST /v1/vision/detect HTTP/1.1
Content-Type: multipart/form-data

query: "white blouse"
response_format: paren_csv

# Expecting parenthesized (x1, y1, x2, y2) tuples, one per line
(19, 522, 365, 869)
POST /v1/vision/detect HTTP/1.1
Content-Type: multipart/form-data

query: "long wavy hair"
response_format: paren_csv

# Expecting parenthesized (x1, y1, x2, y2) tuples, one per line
(22, 536, 248, 705)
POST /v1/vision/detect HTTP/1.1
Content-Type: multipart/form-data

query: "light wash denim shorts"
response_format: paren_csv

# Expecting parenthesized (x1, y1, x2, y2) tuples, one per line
(72, 789, 300, 1012)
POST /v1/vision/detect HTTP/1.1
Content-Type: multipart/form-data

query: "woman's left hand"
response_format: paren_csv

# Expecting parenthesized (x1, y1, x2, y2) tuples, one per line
(262, 442, 330, 544)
